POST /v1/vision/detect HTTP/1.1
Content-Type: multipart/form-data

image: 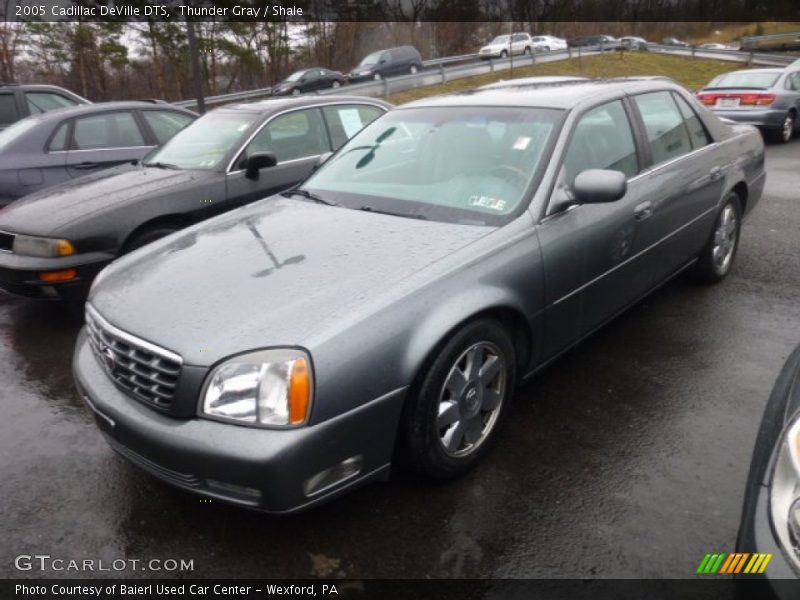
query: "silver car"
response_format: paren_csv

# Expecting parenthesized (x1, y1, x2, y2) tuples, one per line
(698, 67, 800, 143)
(74, 78, 765, 513)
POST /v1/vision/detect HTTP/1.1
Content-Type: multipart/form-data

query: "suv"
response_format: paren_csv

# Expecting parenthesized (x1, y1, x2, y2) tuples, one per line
(348, 46, 423, 82)
(0, 83, 89, 130)
(479, 33, 534, 58)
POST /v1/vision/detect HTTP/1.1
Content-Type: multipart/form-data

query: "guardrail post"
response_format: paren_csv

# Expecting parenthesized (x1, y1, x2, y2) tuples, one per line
(531, 50, 536, 65)
(691, 45, 696, 59)
(600, 40, 604, 53)
(440, 63, 447, 84)
(383, 77, 389, 97)
(568, 46, 572, 58)
(489, 57, 494, 72)
(748, 51, 754, 66)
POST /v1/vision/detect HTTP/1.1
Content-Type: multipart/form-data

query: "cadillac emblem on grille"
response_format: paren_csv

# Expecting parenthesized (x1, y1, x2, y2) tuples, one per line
(101, 346, 116, 373)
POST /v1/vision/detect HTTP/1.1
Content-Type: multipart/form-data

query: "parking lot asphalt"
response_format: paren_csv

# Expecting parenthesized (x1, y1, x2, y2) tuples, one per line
(1, 140, 799, 580)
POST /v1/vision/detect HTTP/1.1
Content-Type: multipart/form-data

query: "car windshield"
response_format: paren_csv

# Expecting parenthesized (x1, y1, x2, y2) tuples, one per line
(0, 117, 40, 150)
(707, 71, 781, 89)
(302, 106, 563, 226)
(360, 52, 383, 66)
(490, 36, 510, 45)
(144, 111, 258, 170)
(285, 71, 305, 82)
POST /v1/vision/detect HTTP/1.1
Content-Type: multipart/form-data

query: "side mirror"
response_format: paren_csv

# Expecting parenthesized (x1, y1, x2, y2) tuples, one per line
(572, 169, 627, 204)
(245, 152, 277, 179)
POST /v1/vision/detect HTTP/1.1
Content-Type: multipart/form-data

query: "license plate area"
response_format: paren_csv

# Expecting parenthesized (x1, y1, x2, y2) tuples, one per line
(717, 97, 740, 108)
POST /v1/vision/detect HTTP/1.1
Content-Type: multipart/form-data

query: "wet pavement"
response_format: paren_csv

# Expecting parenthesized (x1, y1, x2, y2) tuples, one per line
(1, 141, 799, 579)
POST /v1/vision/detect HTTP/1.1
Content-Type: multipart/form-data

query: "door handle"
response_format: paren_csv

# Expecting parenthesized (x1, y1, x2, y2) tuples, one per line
(73, 162, 98, 170)
(633, 201, 653, 221)
(709, 166, 724, 181)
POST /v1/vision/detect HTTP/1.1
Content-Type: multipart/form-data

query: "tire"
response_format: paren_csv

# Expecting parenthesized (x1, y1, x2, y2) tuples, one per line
(373, 72, 382, 81)
(331, 80, 341, 88)
(543, 46, 550, 53)
(500, 50, 508, 58)
(291, 88, 300, 96)
(687, 191, 742, 284)
(399, 318, 516, 479)
(410, 64, 418, 74)
(125, 226, 179, 253)
(523, 46, 531, 55)
(770, 111, 795, 144)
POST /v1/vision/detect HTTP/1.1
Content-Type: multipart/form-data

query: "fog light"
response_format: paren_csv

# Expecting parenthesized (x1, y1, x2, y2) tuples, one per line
(38, 269, 77, 282)
(205, 479, 262, 501)
(303, 456, 362, 497)
(40, 286, 59, 298)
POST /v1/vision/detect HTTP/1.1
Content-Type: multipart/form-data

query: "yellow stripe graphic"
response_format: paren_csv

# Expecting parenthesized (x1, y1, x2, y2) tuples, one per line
(758, 554, 773, 574)
(748, 554, 765, 573)
(743, 555, 759, 573)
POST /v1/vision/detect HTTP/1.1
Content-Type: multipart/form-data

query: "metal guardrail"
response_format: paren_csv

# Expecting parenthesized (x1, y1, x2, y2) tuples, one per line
(741, 31, 800, 49)
(174, 43, 797, 110)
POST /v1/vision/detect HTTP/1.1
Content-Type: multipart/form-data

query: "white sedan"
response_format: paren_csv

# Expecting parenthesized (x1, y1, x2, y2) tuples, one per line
(530, 35, 568, 52)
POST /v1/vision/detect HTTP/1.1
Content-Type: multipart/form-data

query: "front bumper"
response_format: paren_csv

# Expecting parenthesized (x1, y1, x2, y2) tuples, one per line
(347, 72, 376, 83)
(711, 108, 787, 130)
(736, 484, 799, 597)
(72, 330, 407, 513)
(0, 250, 114, 300)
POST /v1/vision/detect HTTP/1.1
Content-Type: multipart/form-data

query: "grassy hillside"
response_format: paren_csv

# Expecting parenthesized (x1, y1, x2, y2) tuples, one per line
(387, 53, 747, 105)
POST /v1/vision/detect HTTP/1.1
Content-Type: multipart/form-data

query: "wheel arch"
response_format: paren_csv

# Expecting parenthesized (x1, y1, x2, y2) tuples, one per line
(730, 180, 748, 215)
(121, 213, 195, 253)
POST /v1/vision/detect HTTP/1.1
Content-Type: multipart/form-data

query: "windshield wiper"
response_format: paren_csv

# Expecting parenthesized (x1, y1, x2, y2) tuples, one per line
(281, 188, 337, 206)
(145, 161, 180, 170)
(358, 205, 427, 220)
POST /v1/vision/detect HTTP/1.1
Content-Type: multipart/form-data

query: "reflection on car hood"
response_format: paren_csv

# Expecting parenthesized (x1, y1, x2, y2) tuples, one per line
(90, 196, 491, 365)
(0, 166, 213, 236)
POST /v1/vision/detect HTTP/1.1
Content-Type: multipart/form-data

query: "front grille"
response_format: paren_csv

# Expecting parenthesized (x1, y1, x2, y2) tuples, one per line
(85, 305, 182, 410)
(0, 231, 13, 252)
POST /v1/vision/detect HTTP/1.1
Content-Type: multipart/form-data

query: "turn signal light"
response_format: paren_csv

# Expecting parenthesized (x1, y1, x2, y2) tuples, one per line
(38, 269, 77, 282)
(288, 357, 311, 424)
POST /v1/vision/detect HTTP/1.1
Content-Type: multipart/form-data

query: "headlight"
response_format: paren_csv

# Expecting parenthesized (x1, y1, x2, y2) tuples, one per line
(770, 412, 800, 567)
(13, 234, 75, 257)
(201, 348, 313, 428)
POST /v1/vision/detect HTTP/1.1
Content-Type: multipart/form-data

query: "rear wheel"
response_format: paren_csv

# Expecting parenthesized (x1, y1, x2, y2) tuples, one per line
(125, 226, 179, 253)
(688, 192, 742, 283)
(399, 319, 516, 479)
(500, 50, 508, 59)
(331, 80, 341, 89)
(291, 87, 301, 96)
(410, 64, 418, 74)
(523, 46, 531, 55)
(373, 72, 382, 81)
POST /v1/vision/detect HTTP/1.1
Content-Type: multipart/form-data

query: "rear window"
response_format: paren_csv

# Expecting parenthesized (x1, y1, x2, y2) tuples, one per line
(707, 72, 780, 89)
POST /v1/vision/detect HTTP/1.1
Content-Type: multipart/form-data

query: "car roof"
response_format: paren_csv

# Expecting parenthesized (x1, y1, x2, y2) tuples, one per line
(479, 76, 589, 90)
(220, 95, 393, 115)
(717, 68, 785, 75)
(401, 77, 680, 110)
(27, 101, 194, 122)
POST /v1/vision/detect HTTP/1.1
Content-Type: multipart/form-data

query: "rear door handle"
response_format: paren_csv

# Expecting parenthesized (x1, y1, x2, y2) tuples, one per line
(73, 162, 98, 170)
(709, 166, 724, 181)
(634, 201, 653, 221)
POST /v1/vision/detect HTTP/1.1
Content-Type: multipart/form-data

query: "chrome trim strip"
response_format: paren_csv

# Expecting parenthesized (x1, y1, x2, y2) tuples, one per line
(224, 100, 388, 173)
(227, 154, 319, 176)
(551, 204, 717, 306)
(86, 304, 183, 365)
(48, 145, 156, 154)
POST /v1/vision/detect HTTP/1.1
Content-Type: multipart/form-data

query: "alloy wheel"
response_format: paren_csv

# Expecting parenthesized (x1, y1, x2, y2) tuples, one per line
(782, 113, 795, 143)
(436, 341, 507, 458)
(712, 203, 738, 273)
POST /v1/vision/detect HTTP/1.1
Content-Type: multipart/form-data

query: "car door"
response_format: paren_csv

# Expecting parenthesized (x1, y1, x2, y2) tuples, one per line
(536, 98, 660, 359)
(784, 71, 800, 116)
(629, 90, 724, 278)
(65, 110, 154, 178)
(224, 107, 331, 212)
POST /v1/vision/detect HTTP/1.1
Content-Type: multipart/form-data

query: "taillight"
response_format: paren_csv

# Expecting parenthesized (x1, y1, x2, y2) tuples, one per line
(697, 93, 716, 105)
(741, 93, 776, 106)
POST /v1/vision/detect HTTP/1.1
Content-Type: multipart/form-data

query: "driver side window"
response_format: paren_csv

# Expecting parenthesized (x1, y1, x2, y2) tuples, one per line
(242, 108, 328, 165)
(562, 100, 639, 186)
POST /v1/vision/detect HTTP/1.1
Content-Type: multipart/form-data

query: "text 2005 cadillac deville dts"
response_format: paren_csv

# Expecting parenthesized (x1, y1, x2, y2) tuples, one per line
(73, 78, 766, 513)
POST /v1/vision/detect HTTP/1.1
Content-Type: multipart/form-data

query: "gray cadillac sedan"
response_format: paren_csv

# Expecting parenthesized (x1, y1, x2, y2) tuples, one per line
(73, 77, 766, 513)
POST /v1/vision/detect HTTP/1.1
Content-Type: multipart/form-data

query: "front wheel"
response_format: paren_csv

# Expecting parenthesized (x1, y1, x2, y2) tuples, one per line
(500, 50, 508, 58)
(687, 192, 742, 283)
(410, 64, 418, 74)
(399, 319, 516, 479)
(125, 226, 179, 253)
(291, 88, 300, 96)
(523, 46, 531, 55)
(772, 112, 795, 144)
(373, 72, 382, 81)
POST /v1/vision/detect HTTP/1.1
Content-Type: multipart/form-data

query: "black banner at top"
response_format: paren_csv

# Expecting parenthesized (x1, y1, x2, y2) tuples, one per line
(2, 0, 800, 23)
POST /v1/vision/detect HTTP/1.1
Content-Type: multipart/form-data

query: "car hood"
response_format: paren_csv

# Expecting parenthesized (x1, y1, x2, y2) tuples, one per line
(90, 196, 491, 365)
(0, 166, 216, 236)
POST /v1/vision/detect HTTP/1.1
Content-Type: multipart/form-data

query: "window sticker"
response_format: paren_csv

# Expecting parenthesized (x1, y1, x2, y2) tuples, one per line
(513, 136, 531, 150)
(469, 195, 507, 211)
(339, 109, 364, 138)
